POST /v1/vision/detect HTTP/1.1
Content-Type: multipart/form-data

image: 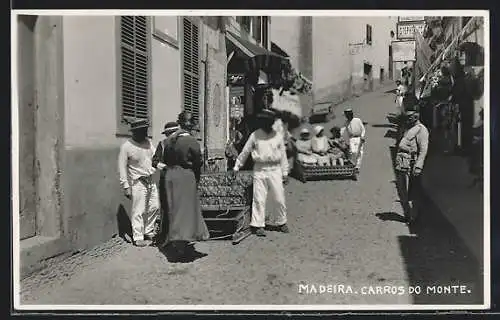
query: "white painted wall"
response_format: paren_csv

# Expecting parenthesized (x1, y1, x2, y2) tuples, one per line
(62, 16, 119, 147)
(269, 16, 301, 68)
(151, 23, 182, 144)
(312, 17, 351, 104)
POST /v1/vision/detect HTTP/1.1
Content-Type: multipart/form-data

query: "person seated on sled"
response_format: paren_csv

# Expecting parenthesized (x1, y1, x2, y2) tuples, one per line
(295, 128, 317, 165)
(311, 125, 329, 155)
(328, 126, 349, 166)
(311, 125, 331, 166)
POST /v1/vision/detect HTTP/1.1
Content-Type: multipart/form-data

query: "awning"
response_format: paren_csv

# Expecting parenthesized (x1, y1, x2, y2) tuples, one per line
(421, 16, 483, 81)
(271, 42, 290, 58)
(226, 31, 289, 74)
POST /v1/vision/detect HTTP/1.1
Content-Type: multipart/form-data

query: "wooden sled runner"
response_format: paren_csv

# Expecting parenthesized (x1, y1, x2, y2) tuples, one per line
(292, 158, 357, 182)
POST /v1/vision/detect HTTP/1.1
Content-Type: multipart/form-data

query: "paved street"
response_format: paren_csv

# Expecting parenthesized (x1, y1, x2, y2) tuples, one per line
(20, 87, 483, 306)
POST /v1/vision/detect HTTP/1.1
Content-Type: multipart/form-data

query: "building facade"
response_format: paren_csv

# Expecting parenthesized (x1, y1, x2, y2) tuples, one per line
(313, 16, 397, 108)
(270, 16, 397, 115)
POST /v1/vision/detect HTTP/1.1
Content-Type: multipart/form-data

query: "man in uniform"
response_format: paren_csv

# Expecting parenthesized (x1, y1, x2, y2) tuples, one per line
(395, 110, 430, 225)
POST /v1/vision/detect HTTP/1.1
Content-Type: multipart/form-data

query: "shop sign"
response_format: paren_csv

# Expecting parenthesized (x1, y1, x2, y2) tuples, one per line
(397, 22, 426, 39)
(398, 16, 425, 22)
(228, 73, 245, 86)
(392, 40, 416, 62)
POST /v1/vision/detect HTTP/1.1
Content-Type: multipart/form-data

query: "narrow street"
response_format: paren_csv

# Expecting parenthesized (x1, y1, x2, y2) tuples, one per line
(20, 87, 482, 306)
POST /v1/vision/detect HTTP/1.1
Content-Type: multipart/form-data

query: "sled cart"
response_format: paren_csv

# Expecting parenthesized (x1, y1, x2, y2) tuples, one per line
(292, 158, 357, 182)
(198, 171, 253, 245)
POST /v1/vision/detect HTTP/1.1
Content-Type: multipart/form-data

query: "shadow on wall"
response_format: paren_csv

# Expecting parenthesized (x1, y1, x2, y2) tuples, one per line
(380, 122, 483, 305)
(65, 147, 131, 250)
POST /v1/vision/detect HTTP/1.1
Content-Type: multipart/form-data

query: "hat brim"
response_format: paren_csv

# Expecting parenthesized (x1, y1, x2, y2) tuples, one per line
(162, 128, 179, 134)
(130, 125, 149, 131)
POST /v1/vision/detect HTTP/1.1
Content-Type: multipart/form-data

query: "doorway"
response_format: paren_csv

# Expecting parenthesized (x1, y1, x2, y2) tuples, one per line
(363, 62, 373, 91)
(389, 45, 393, 80)
(18, 15, 37, 240)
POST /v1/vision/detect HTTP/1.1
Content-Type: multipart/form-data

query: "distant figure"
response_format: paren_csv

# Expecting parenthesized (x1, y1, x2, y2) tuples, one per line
(395, 80, 407, 114)
(296, 128, 316, 164)
(328, 126, 349, 166)
(470, 108, 484, 188)
(311, 125, 329, 155)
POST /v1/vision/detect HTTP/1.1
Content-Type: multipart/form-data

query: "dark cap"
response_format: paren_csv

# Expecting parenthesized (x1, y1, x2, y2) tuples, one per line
(130, 119, 149, 131)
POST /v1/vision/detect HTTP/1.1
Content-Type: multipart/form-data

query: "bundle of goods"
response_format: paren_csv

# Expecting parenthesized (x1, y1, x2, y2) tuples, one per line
(198, 171, 253, 210)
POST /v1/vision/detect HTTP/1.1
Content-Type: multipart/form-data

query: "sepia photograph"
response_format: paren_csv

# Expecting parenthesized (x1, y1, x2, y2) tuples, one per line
(11, 10, 489, 311)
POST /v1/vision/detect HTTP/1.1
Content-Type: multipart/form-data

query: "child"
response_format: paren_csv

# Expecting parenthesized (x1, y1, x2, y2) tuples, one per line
(328, 126, 349, 166)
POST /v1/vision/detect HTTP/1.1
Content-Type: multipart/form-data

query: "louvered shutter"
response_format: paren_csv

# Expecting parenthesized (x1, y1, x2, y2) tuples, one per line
(182, 18, 200, 124)
(120, 16, 150, 124)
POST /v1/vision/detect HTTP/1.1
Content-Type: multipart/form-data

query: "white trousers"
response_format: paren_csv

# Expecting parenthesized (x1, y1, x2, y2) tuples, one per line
(396, 96, 404, 114)
(129, 179, 160, 241)
(349, 137, 364, 170)
(251, 166, 287, 228)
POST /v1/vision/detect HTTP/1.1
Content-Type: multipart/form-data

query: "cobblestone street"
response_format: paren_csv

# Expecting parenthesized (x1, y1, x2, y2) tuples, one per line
(20, 87, 483, 306)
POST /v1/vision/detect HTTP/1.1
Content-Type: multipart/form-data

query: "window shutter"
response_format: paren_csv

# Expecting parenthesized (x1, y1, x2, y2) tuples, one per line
(182, 18, 200, 123)
(120, 16, 150, 124)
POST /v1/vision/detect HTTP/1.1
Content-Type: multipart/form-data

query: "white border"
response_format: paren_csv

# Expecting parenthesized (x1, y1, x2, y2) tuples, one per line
(11, 9, 490, 312)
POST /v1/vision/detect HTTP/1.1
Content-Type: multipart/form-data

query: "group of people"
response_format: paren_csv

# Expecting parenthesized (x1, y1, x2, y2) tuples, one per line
(295, 108, 366, 174)
(118, 112, 209, 260)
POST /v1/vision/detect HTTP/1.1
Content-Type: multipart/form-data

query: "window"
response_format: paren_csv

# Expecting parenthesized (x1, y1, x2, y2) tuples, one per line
(182, 17, 200, 123)
(119, 16, 151, 129)
(366, 24, 373, 45)
(152, 16, 179, 49)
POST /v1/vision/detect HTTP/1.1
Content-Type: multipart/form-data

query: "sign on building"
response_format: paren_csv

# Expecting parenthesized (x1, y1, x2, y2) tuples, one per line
(227, 73, 245, 86)
(398, 16, 425, 22)
(397, 22, 426, 39)
(392, 40, 416, 62)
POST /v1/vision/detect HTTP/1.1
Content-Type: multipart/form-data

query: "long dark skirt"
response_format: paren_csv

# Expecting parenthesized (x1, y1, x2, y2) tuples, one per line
(164, 166, 209, 242)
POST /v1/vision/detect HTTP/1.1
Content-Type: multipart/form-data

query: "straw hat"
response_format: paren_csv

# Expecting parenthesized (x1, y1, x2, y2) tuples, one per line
(314, 125, 324, 135)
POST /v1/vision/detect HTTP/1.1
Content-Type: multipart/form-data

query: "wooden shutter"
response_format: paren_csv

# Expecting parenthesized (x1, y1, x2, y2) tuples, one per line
(182, 18, 200, 123)
(120, 16, 150, 124)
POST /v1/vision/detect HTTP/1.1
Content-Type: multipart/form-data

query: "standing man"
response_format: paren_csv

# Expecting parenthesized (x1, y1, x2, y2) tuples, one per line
(395, 110, 429, 225)
(161, 120, 209, 259)
(343, 108, 366, 175)
(118, 119, 160, 247)
(233, 109, 289, 237)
